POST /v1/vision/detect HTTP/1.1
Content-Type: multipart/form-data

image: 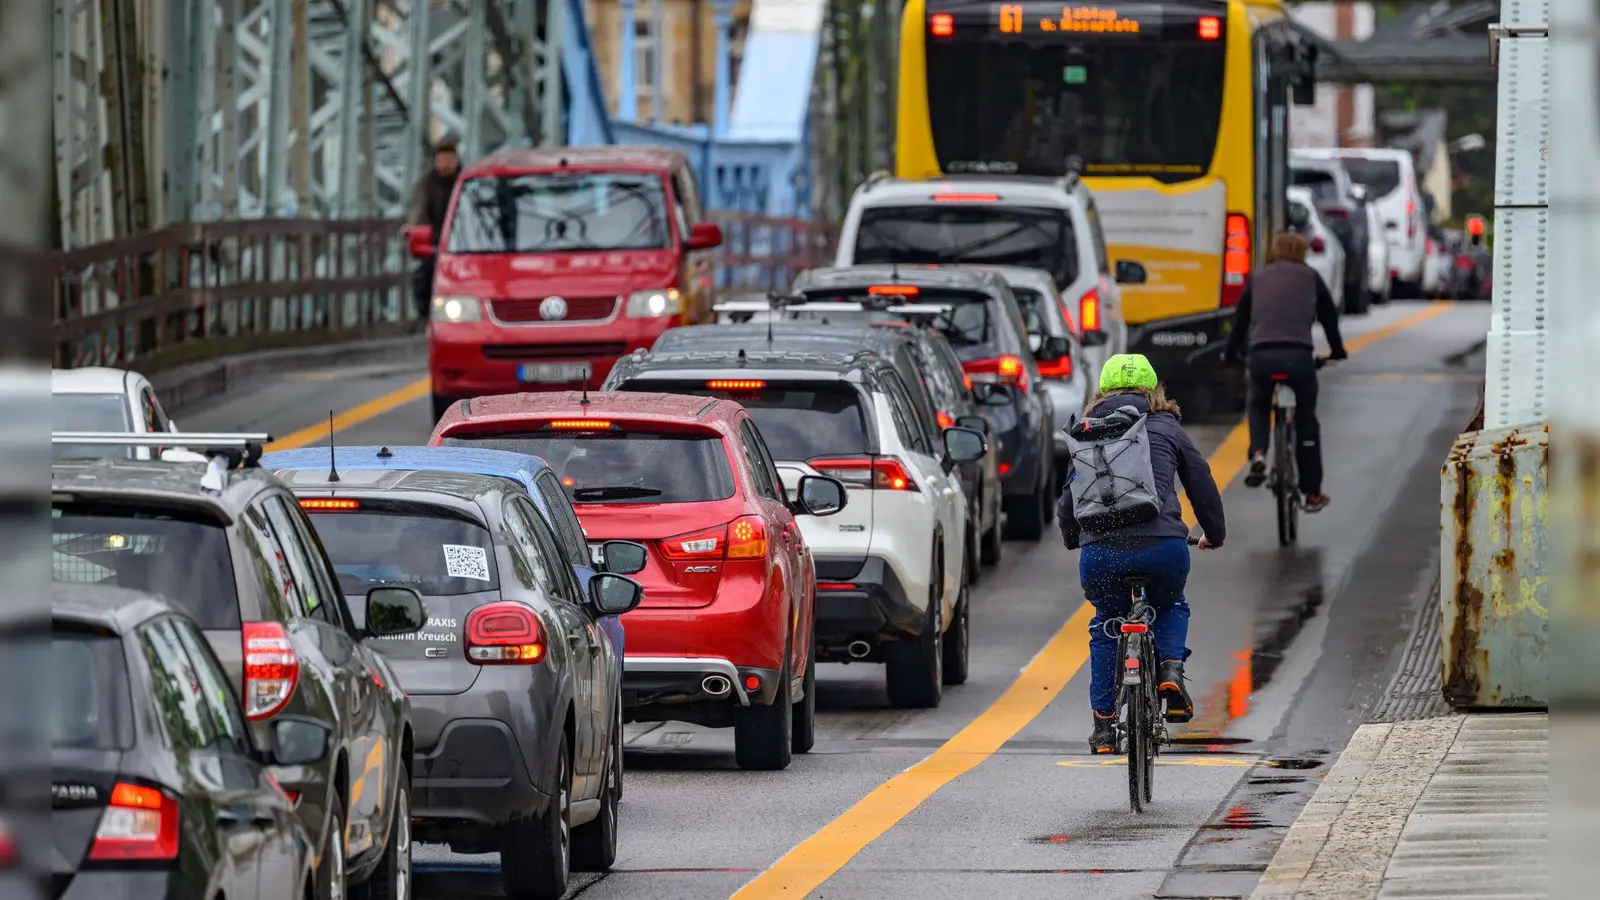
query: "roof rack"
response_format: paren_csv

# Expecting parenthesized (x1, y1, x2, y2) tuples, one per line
(53, 432, 272, 490)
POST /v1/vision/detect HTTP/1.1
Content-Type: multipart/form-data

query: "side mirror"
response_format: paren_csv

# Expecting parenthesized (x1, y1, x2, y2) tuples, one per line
(941, 426, 987, 468)
(1287, 206, 1311, 230)
(264, 716, 333, 766)
(407, 225, 436, 260)
(956, 414, 989, 435)
(599, 540, 647, 576)
(1027, 332, 1044, 354)
(971, 382, 1014, 406)
(1036, 335, 1073, 361)
(365, 586, 425, 637)
(1080, 329, 1110, 348)
(588, 573, 644, 615)
(1113, 260, 1147, 285)
(795, 475, 847, 516)
(687, 222, 723, 251)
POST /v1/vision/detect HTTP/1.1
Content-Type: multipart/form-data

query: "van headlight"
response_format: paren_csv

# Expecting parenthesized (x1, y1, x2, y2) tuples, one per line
(431, 295, 482, 323)
(625, 289, 683, 318)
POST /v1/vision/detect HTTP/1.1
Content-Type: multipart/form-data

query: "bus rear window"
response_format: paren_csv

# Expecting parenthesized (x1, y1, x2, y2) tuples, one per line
(441, 432, 736, 504)
(925, 26, 1226, 181)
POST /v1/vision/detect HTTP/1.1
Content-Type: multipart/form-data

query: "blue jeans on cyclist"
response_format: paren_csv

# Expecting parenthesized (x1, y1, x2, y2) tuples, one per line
(1245, 347, 1324, 502)
(1081, 538, 1194, 739)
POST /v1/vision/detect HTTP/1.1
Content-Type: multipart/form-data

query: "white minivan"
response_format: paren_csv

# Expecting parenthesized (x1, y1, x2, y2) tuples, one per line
(1294, 148, 1427, 298)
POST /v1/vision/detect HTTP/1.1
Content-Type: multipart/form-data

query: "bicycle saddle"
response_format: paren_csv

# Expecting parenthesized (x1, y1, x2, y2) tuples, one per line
(1123, 575, 1152, 589)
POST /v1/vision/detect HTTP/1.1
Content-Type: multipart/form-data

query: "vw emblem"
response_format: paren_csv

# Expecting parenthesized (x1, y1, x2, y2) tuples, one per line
(539, 296, 568, 321)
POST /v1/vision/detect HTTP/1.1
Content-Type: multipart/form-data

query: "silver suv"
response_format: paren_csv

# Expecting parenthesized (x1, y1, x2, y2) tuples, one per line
(833, 172, 1138, 382)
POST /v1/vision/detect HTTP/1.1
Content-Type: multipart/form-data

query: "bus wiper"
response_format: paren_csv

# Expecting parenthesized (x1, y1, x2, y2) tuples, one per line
(571, 485, 664, 500)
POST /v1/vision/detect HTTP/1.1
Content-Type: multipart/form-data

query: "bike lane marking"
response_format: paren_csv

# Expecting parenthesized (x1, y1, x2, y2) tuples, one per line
(728, 301, 1456, 900)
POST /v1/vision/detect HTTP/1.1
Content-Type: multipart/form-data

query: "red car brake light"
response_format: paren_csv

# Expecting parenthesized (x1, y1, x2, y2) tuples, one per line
(465, 602, 546, 664)
(936, 411, 955, 429)
(299, 498, 359, 511)
(88, 782, 179, 862)
(867, 285, 920, 296)
(242, 622, 298, 721)
(809, 457, 919, 492)
(964, 355, 1030, 393)
(727, 516, 768, 560)
(1079, 289, 1100, 333)
(1036, 353, 1072, 380)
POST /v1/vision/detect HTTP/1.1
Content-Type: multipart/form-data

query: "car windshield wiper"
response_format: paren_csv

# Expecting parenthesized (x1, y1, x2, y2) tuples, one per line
(570, 485, 664, 500)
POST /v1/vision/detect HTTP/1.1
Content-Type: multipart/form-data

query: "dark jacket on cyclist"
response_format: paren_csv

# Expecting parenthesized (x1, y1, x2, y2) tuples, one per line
(1222, 237, 1347, 500)
(1057, 393, 1227, 551)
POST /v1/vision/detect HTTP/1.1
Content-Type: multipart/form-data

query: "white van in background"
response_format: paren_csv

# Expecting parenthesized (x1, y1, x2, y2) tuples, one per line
(1295, 148, 1427, 298)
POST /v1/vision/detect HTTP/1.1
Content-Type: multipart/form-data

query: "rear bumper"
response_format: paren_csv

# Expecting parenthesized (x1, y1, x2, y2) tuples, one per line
(622, 656, 782, 709)
(812, 555, 922, 659)
(412, 718, 552, 832)
(1125, 308, 1235, 389)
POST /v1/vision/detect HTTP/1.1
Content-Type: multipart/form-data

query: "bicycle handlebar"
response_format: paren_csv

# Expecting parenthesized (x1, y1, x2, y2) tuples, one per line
(1187, 534, 1202, 546)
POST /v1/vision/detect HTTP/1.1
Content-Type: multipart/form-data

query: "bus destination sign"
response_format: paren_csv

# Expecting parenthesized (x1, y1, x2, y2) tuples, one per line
(994, 4, 1154, 35)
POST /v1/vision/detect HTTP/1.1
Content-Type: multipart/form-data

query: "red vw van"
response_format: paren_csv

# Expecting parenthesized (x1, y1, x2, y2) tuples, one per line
(409, 146, 724, 420)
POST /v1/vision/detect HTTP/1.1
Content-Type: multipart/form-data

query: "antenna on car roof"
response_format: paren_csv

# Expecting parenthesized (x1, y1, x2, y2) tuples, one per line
(377, 446, 393, 459)
(891, 261, 901, 282)
(579, 371, 590, 406)
(326, 411, 340, 483)
(737, 348, 748, 368)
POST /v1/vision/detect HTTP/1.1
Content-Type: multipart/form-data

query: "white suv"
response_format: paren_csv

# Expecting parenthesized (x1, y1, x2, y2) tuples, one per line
(602, 348, 987, 708)
(1295, 148, 1428, 297)
(833, 173, 1132, 372)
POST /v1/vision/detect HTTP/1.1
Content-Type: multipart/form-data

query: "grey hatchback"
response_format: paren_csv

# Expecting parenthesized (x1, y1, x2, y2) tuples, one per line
(51, 436, 425, 900)
(273, 463, 645, 900)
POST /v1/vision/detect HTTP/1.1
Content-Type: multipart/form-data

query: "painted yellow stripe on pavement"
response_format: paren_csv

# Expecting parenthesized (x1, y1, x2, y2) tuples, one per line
(266, 376, 431, 451)
(729, 300, 1458, 900)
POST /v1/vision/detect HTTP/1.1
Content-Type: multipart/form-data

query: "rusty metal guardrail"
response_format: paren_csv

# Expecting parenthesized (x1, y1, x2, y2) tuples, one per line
(51, 212, 834, 371)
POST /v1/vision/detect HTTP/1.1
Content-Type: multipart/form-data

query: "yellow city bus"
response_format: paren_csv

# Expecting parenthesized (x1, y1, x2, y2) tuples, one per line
(894, 0, 1316, 408)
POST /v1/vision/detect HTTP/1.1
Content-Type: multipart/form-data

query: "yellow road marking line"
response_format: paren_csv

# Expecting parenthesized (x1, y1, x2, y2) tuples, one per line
(265, 376, 431, 451)
(728, 601, 1097, 897)
(728, 299, 1456, 900)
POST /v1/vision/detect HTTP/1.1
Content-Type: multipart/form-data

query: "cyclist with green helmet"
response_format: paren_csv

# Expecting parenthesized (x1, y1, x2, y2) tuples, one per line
(1058, 354, 1227, 754)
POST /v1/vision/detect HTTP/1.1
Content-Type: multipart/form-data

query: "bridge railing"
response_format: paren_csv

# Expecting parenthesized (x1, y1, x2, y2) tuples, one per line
(53, 218, 409, 370)
(53, 213, 834, 370)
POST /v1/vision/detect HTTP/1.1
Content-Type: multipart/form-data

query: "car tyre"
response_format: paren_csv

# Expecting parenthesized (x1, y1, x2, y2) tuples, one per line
(792, 636, 817, 755)
(571, 727, 619, 872)
(317, 789, 347, 900)
(885, 565, 944, 709)
(500, 731, 570, 900)
(941, 581, 970, 686)
(352, 771, 411, 900)
(734, 642, 793, 771)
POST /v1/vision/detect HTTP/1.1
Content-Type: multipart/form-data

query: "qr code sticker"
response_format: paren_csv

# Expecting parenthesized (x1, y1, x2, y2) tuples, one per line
(442, 544, 491, 581)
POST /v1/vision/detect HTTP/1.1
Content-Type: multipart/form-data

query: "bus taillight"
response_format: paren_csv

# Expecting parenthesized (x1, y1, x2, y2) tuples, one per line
(1222, 213, 1250, 307)
(930, 13, 954, 37)
(1198, 16, 1221, 39)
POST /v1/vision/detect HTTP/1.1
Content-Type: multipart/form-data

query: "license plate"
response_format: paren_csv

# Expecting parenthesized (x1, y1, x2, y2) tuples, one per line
(518, 362, 592, 384)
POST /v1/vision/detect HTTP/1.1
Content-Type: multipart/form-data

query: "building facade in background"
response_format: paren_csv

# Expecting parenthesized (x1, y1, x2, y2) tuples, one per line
(587, 0, 753, 125)
(1290, 2, 1376, 148)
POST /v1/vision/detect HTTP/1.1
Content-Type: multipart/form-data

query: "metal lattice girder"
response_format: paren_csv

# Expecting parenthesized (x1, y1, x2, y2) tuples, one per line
(51, 0, 562, 247)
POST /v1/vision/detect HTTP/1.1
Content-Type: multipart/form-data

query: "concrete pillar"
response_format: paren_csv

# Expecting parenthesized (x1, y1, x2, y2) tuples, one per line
(619, 0, 637, 122)
(712, 0, 732, 138)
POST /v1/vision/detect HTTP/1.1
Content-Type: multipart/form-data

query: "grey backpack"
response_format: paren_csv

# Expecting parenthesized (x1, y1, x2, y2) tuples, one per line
(1064, 404, 1162, 532)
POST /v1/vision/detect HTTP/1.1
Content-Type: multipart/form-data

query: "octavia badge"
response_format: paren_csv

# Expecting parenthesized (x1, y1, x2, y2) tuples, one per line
(539, 296, 568, 321)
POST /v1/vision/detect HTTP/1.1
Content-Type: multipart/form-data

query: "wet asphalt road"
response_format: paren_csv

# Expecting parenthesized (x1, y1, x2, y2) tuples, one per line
(183, 300, 1489, 900)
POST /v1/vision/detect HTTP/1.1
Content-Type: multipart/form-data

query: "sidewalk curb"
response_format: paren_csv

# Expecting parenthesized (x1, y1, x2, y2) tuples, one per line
(1249, 715, 1466, 900)
(153, 335, 426, 415)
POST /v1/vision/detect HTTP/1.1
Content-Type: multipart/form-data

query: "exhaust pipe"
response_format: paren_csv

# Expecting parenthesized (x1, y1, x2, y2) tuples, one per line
(847, 641, 872, 659)
(701, 674, 733, 696)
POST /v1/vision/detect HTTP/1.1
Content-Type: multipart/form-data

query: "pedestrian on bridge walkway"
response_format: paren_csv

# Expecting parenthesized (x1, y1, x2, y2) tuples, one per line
(408, 136, 462, 329)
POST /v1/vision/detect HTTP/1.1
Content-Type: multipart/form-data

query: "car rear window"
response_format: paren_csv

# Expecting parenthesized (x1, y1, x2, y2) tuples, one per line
(612, 381, 870, 462)
(51, 509, 241, 629)
(1290, 167, 1343, 203)
(52, 630, 134, 750)
(1337, 158, 1402, 197)
(52, 393, 133, 460)
(441, 432, 737, 504)
(852, 205, 1078, 287)
(796, 289, 1006, 361)
(308, 510, 500, 596)
(1009, 288, 1055, 341)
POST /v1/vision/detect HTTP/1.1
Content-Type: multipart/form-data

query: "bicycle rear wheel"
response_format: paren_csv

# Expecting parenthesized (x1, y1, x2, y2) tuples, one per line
(1126, 663, 1149, 813)
(1141, 644, 1157, 805)
(1274, 413, 1297, 547)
